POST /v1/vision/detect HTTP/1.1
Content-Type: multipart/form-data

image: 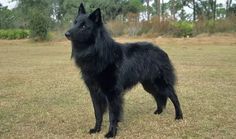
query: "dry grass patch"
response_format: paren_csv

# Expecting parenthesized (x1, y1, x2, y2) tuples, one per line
(0, 36, 236, 138)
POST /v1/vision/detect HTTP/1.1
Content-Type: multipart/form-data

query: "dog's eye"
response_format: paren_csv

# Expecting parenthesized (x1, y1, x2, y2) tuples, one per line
(81, 24, 86, 29)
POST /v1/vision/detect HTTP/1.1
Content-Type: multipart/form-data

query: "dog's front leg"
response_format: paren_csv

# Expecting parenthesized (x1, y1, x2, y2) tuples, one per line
(84, 77, 107, 134)
(104, 92, 123, 138)
(89, 91, 107, 134)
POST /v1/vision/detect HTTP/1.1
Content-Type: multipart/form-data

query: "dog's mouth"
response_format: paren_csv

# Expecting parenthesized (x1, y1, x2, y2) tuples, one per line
(66, 36, 71, 40)
(65, 32, 71, 40)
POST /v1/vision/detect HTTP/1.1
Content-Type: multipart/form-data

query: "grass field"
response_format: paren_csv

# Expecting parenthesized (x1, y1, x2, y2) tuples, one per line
(0, 35, 236, 138)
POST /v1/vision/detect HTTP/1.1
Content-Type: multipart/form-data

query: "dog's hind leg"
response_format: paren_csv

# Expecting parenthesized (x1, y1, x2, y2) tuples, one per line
(154, 78, 183, 120)
(154, 95, 168, 114)
(142, 81, 167, 115)
(164, 85, 183, 120)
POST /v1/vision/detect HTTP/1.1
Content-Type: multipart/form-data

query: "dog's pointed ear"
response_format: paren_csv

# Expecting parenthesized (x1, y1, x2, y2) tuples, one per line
(89, 8, 102, 25)
(78, 3, 86, 15)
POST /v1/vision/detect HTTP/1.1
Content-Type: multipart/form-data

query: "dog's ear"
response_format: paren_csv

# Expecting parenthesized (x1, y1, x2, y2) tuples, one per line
(78, 3, 86, 15)
(89, 8, 102, 25)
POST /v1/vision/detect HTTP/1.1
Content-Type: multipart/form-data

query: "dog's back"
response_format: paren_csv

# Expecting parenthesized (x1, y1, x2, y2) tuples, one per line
(118, 42, 176, 90)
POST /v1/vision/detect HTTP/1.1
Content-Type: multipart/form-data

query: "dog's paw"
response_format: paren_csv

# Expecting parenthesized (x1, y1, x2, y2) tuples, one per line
(154, 108, 163, 115)
(104, 127, 117, 138)
(104, 131, 116, 138)
(89, 127, 101, 134)
(175, 114, 183, 120)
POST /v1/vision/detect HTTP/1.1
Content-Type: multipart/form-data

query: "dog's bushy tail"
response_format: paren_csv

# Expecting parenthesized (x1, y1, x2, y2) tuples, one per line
(161, 57, 176, 86)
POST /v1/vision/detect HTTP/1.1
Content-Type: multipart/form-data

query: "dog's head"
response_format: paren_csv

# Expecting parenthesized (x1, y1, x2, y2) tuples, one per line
(65, 3, 102, 43)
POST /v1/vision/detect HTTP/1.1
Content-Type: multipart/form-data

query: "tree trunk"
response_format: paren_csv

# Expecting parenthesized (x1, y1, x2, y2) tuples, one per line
(209, 0, 217, 20)
(226, 0, 232, 17)
(193, 0, 196, 21)
(155, 0, 161, 23)
(170, 0, 176, 20)
(213, 0, 216, 20)
(161, 0, 164, 21)
(146, 0, 150, 21)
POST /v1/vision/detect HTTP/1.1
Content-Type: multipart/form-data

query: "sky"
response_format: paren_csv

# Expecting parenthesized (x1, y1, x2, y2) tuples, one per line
(0, 0, 18, 9)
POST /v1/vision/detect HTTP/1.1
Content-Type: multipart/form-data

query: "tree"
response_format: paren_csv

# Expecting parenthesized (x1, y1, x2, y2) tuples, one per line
(216, 3, 226, 19)
(143, 0, 153, 21)
(88, 0, 123, 21)
(182, 0, 197, 21)
(183, 0, 218, 21)
(0, 5, 16, 29)
(161, 0, 168, 21)
(226, 0, 236, 17)
(54, 0, 124, 24)
(195, 0, 217, 21)
(29, 11, 50, 40)
(14, 0, 51, 40)
(153, 0, 161, 23)
(226, 0, 232, 16)
(122, 0, 143, 15)
(179, 9, 189, 21)
(168, 0, 183, 20)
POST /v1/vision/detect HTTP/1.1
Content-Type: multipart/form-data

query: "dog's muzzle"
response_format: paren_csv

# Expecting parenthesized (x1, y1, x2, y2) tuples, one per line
(65, 31, 71, 40)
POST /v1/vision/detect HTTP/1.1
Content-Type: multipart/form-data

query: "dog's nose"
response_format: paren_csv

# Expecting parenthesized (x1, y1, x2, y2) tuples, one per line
(65, 31, 71, 40)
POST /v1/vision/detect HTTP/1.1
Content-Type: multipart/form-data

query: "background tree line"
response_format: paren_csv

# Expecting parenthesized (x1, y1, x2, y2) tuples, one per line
(0, 0, 235, 40)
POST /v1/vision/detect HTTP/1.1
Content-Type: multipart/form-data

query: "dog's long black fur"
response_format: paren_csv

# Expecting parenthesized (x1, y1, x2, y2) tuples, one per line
(65, 3, 183, 138)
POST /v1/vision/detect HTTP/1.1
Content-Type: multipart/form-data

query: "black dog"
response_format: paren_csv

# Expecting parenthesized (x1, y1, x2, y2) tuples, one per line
(65, 3, 183, 138)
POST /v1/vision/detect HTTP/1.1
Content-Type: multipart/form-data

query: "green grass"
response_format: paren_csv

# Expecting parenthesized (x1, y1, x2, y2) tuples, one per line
(0, 38, 236, 138)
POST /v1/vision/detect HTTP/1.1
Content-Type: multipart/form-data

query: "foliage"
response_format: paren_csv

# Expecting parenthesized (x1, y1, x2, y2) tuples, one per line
(194, 16, 236, 34)
(167, 0, 183, 20)
(14, 0, 51, 41)
(0, 5, 16, 29)
(107, 20, 126, 36)
(215, 16, 236, 32)
(172, 21, 193, 37)
(29, 11, 50, 41)
(122, 0, 144, 15)
(2, 0, 236, 39)
(0, 29, 29, 39)
(52, 0, 124, 25)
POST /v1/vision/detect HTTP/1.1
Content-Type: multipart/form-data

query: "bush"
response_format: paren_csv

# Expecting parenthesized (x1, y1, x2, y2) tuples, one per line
(214, 16, 236, 33)
(194, 16, 236, 35)
(172, 21, 193, 37)
(0, 29, 29, 39)
(126, 13, 141, 36)
(136, 17, 194, 37)
(107, 20, 126, 36)
(106, 14, 235, 37)
(29, 11, 50, 41)
(137, 21, 152, 36)
(148, 18, 173, 37)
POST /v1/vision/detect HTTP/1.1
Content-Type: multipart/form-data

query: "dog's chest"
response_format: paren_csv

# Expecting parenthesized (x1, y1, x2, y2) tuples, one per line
(85, 63, 118, 91)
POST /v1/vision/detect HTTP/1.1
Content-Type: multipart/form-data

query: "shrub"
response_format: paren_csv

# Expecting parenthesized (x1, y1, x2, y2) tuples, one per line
(127, 23, 142, 36)
(214, 16, 236, 32)
(126, 13, 141, 36)
(29, 11, 50, 41)
(0, 29, 29, 39)
(172, 21, 193, 37)
(106, 20, 126, 37)
(137, 21, 152, 36)
(193, 15, 236, 35)
(148, 18, 173, 37)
